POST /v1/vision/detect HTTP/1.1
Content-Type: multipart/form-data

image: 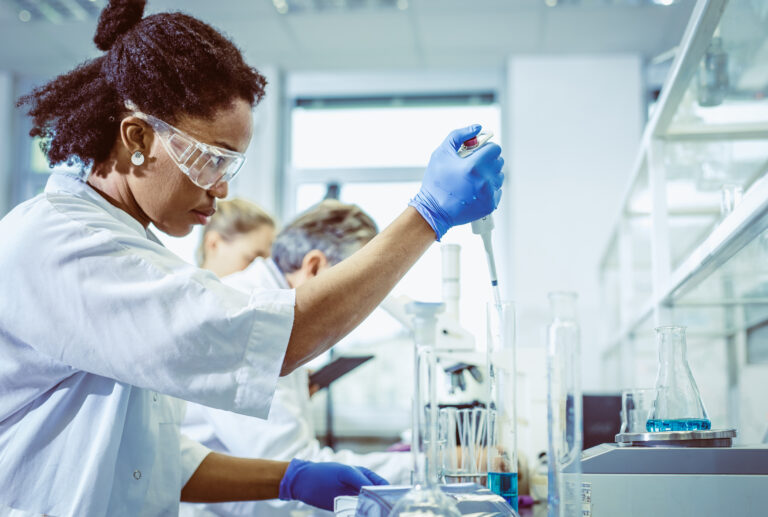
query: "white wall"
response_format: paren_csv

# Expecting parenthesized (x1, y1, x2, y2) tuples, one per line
(503, 55, 643, 456)
(229, 65, 283, 219)
(0, 71, 13, 216)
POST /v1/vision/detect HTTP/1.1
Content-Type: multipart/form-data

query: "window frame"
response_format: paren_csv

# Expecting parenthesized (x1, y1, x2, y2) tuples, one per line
(281, 69, 505, 221)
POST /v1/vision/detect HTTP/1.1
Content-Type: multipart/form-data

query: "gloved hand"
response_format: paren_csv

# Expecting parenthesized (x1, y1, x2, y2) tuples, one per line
(410, 124, 504, 240)
(278, 458, 389, 510)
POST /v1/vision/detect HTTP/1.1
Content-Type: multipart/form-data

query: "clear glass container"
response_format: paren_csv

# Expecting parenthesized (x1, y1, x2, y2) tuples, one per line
(646, 326, 711, 432)
(486, 301, 519, 512)
(546, 292, 582, 517)
(619, 388, 655, 434)
(696, 36, 729, 108)
(389, 302, 460, 517)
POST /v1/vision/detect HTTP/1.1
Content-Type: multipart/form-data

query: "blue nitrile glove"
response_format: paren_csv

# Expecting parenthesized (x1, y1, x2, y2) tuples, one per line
(410, 124, 505, 240)
(278, 458, 389, 510)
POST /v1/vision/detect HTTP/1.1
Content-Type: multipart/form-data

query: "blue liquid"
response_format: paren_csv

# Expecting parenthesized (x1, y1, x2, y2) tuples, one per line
(646, 418, 711, 432)
(487, 471, 518, 511)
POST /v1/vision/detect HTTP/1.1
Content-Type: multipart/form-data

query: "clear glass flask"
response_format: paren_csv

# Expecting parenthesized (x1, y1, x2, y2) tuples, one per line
(546, 292, 582, 517)
(389, 302, 461, 517)
(646, 326, 711, 432)
(486, 301, 519, 513)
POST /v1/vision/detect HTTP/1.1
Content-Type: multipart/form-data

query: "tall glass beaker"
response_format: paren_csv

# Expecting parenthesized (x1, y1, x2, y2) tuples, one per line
(546, 292, 582, 517)
(486, 301, 519, 512)
(389, 302, 460, 517)
(646, 326, 710, 432)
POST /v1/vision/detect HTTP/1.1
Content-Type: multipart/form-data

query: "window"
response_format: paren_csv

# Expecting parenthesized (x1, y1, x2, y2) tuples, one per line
(289, 94, 502, 364)
(12, 79, 82, 207)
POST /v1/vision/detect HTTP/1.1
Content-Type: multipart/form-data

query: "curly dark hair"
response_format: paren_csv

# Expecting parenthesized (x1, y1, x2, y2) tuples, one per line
(17, 0, 267, 170)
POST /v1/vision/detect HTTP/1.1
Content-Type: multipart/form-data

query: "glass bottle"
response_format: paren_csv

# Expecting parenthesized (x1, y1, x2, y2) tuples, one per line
(486, 301, 519, 512)
(389, 302, 460, 517)
(646, 326, 710, 432)
(697, 36, 729, 107)
(546, 292, 582, 517)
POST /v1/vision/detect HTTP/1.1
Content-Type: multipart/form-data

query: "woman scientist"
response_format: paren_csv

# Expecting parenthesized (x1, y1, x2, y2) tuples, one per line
(0, 1, 504, 516)
(197, 198, 276, 277)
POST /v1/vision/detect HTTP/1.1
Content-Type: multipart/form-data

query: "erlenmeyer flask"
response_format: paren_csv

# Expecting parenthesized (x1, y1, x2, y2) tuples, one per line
(646, 326, 710, 432)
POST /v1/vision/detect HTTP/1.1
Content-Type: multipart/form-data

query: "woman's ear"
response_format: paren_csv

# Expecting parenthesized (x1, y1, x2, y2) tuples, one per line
(302, 250, 329, 278)
(119, 116, 151, 158)
(203, 231, 224, 259)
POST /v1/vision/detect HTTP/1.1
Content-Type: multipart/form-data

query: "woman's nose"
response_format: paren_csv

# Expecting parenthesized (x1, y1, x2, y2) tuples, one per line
(209, 180, 228, 199)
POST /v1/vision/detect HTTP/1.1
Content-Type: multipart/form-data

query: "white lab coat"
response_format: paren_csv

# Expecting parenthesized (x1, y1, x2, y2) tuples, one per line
(181, 258, 412, 517)
(0, 174, 295, 517)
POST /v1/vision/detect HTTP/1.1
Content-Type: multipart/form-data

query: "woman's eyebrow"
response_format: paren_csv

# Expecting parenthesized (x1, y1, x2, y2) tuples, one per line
(214, 140, 237, 152)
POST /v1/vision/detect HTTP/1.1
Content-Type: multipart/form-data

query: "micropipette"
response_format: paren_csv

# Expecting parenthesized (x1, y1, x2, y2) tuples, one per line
(458, 131, 502, 307)
(471, 215, 502, 307)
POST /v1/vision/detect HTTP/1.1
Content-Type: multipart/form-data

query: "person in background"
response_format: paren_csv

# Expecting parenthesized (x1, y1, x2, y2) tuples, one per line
(198, 198, 276, 277)
(0, 0, 503, 513)
(182, 200, 413, 517)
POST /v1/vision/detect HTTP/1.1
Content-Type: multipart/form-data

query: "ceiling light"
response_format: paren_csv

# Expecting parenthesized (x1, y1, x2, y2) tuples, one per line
(9, 0, 105, 23)
(272, 0, 289, 14)
(272, 0, 408, 15)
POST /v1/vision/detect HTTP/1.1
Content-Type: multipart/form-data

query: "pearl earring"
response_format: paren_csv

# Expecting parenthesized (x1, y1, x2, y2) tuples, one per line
(131, 151, 145, 166)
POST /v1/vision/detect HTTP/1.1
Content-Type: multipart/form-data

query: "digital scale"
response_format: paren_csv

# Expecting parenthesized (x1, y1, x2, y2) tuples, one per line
(581, 429, 768, 517)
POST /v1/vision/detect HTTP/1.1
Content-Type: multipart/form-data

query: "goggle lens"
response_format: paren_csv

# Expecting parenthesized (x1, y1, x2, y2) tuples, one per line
(126, 103, 246, 190)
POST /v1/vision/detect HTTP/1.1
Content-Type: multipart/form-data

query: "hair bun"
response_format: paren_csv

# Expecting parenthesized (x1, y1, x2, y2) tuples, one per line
(94, 0, 147, 51)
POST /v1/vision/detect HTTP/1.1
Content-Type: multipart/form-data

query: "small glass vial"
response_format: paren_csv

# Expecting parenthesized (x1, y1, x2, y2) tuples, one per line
(646, 326, 711, 432)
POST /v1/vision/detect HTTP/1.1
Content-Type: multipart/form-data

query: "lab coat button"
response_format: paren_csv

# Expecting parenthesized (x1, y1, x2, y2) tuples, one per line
(152, 393, 158, 402)
(133, 470, 142, 480)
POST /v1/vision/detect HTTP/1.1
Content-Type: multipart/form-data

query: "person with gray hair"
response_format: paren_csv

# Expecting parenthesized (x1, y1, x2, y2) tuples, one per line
(182, 200, 412, 517)
(271, 200, 378, 287)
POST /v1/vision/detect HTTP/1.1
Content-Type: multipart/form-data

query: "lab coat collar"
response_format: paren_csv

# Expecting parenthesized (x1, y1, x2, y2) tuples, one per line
(45, 173, 151, 240)
(265, 258, 291, 289)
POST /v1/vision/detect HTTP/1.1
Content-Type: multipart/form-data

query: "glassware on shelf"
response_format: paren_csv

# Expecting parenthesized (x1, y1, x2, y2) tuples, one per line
(486, 301, 519, 512)
(720, 183, 744, 218)
(388, 302, 461, 517)
(646, 326, 711, 432)
(697, 36, 729, 107)
(546, 292, 582, 517)
(619, 388, 655, 434)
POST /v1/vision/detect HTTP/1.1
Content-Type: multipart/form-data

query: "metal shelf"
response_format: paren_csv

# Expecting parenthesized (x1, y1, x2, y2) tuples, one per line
(665, 172, 768, 304)
(599, 0, 768, 348)
(663, 121, 768, 141)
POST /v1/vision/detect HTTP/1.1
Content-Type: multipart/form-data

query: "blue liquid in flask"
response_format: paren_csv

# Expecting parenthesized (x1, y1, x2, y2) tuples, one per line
(646, 418, 711, 432)
(487, 471, 518, 511)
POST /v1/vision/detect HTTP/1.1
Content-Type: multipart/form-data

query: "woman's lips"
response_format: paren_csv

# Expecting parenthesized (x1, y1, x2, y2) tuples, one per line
(192, 209, 214, 225)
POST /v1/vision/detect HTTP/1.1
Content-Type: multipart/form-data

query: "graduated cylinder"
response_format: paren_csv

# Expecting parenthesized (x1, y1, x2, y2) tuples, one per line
(486, 301, 519, 512)
(546, 292, 582, 517)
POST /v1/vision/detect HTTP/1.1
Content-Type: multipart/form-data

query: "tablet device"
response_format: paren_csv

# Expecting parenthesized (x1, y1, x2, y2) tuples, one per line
(309, 355, 374, 389)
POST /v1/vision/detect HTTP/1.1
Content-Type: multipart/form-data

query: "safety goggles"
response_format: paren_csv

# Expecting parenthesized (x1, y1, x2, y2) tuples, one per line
(125, 100, 246, 189)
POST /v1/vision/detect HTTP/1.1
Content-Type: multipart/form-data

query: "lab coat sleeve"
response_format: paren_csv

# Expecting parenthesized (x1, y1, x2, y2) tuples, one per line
(187, 374, 313, 461)
(179, 435, 212, 488)
(2, 203, 295, 418)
